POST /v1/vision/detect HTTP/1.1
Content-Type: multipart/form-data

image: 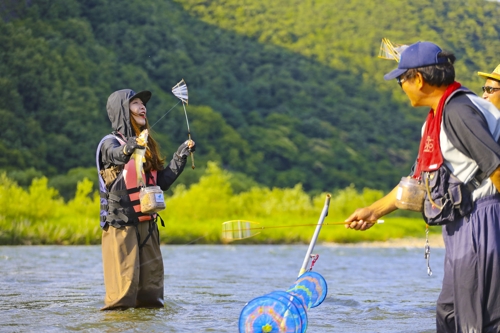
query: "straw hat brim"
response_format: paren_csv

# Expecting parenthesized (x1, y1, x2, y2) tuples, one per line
(478, 71, 500, 82)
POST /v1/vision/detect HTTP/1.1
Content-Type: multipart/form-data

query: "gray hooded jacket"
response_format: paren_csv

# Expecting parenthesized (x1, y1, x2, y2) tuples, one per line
(99, 89, 187, 192)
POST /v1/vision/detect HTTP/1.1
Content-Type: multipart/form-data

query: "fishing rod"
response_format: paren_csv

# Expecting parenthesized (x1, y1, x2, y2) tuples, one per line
(180, 100, 194, 169)
(221, 219, 384, 241)
(172, 79, 195, 169)
(149, 79, 195, 169)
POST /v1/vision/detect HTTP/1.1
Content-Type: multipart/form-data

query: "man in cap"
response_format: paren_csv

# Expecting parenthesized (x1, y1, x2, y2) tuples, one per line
(478, 64, 500, 110)
(344, 41, 500, 332)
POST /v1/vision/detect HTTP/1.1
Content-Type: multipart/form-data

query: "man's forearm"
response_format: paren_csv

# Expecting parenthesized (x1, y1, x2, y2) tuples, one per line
(368, 185, 399, 218)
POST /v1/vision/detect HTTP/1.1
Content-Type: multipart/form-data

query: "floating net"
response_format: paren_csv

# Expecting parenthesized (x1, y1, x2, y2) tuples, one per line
(239, 272, 327, 333)
(239, 291, 308, 333)
(287, 271, 327, 309)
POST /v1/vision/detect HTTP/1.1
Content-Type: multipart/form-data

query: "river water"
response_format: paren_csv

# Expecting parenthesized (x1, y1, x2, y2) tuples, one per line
(0, 244, 444, 333)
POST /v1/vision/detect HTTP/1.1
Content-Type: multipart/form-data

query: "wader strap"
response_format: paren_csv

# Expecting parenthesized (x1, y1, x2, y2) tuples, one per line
(156, 214, 165, 227)
(135, 220, 157, 249)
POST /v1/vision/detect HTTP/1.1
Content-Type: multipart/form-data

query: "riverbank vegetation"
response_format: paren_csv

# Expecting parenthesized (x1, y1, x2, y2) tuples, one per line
(0, 163, 438, 245)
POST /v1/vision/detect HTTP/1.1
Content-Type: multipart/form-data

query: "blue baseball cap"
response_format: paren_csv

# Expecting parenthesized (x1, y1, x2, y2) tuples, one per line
(384, 41, 449, 80)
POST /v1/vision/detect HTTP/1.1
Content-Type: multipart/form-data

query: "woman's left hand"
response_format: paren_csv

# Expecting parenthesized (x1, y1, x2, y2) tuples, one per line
(187, 139, 196, 153)
(176, 140, 196, 159)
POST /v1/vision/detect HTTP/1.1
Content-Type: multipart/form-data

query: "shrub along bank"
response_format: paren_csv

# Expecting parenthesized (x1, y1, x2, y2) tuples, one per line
(0, 163, 437, 245)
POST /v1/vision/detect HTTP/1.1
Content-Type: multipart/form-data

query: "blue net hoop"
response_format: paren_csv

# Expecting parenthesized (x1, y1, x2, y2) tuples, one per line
(239, 291, 307, 333)
(287, 271, 327, 309)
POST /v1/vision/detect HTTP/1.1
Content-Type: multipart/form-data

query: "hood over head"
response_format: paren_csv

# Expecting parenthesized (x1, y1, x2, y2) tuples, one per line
(106, 89, 152, 138)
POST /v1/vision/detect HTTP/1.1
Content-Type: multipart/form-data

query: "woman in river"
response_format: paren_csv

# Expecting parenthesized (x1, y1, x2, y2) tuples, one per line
(96, 89, 195, 310)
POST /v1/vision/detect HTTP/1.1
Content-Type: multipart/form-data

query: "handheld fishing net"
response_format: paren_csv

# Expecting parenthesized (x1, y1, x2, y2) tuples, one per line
(378, 38, 408, 62)
(237, 195, 332, 332)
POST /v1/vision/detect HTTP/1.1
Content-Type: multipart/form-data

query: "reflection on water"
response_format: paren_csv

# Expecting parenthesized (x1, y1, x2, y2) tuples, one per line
(0, 244, 443, 332)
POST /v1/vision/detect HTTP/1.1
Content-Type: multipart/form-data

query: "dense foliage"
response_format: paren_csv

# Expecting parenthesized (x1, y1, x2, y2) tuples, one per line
(1, 0, 499, 196)
(0, 165, 431, 245)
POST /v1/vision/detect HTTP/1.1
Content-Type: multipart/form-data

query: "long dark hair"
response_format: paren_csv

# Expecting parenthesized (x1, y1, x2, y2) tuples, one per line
(130, 115, 165, 172)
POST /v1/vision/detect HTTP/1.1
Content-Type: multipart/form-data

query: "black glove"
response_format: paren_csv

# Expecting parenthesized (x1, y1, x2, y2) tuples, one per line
(123, 136, 145, 155)
(175, 140, 196, 159)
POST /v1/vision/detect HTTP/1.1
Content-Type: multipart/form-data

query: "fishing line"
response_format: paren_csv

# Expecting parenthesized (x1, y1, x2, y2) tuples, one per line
(149, 100, 181, 129)
(139, 232, 212, 267)
(184, 233, 211, 245)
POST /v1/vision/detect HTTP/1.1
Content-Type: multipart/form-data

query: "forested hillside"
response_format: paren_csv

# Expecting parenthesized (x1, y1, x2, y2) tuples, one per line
(1, 0, 499, 197)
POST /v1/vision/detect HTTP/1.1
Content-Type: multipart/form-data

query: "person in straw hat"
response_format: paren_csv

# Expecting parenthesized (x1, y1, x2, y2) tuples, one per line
(478, 64, 500, 109)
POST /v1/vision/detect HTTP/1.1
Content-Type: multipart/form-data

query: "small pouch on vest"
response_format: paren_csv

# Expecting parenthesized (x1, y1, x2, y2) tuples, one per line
(100, 165, 123, 188)
(395, 176, 425, 212)
(422, 165, 473, 226)
(139, 186, 166, 214)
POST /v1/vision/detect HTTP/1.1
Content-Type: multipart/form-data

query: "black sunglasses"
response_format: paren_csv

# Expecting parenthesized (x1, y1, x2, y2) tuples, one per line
(482, 86, 500, 94)
(397, 77, 406, 87)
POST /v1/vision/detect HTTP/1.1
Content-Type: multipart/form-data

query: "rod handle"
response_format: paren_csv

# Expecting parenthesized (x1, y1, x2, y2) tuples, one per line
(188, 133, 195, 169)
(190, 151, 195, 169)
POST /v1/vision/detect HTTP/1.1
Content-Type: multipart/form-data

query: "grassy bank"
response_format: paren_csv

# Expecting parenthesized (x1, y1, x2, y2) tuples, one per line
(0, 163, 439, 245)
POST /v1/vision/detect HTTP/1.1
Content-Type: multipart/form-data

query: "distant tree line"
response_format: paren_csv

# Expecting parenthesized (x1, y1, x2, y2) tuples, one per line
(1, 0, 498, 199)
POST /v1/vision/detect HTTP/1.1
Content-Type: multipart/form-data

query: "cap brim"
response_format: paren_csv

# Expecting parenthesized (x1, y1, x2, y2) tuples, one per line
(478, 71, 500, 82)
(384, 68, 407, 81)
(130, 90, 152, 105)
